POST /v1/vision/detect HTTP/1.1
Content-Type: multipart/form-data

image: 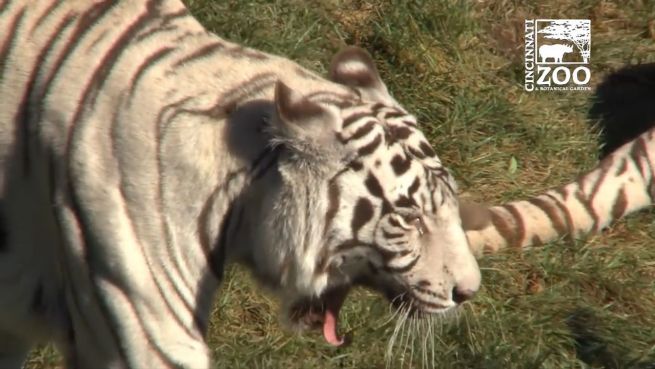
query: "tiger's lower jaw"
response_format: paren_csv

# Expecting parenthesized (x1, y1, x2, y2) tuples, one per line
(288, 286, 351, 347)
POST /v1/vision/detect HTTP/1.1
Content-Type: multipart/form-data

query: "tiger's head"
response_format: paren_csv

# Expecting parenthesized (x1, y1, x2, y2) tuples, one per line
(244, 47, 480, 345)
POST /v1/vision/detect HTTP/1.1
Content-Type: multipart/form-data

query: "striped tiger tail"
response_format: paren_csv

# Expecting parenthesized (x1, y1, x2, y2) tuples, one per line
(463, 121, 655, 254)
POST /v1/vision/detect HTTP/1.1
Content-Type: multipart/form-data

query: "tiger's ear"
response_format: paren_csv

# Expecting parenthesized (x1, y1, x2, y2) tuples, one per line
(459, 200, 491, 231)
(329, 46, 394, 104)
(271, 80, 339, 159)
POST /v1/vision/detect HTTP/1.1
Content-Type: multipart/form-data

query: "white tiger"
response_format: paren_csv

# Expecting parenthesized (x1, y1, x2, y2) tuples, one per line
(0, 0, 481, 367)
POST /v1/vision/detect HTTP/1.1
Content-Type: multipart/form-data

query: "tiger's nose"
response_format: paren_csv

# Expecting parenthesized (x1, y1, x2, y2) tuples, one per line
(452, 287, 476, 304)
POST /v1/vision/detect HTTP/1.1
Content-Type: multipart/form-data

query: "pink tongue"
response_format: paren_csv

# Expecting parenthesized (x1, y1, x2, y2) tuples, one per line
(321, 288, 349, 347)
(322, 306, 344, 346)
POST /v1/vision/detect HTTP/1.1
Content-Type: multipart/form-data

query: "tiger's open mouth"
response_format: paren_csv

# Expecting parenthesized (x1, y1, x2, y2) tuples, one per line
(287, 282, 448, 346)
(288, 286, 351, 346)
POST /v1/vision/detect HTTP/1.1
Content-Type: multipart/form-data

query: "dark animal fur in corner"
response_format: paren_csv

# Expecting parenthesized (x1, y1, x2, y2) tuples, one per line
(588, 63, 655, 158)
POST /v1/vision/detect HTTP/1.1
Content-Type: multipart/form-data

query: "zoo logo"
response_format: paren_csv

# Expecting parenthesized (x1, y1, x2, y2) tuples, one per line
(524, 19, 591, 91)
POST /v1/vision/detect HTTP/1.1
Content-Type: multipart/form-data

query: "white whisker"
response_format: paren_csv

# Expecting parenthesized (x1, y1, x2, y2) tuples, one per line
(421, 317, 429, 369)
(429, 315, 436, 369)
(409, 315, 417, 369)
(387, 303, 410, 369)
(400, 310, 412, 369)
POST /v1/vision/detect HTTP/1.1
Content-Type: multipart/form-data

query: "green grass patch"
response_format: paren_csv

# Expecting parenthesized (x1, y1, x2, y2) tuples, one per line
(27, 1, 655, 368)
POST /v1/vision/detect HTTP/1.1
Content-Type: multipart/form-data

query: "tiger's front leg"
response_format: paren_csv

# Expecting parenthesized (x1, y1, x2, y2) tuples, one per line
(55, 202, 214, 369)
(59, 248, 215, 368)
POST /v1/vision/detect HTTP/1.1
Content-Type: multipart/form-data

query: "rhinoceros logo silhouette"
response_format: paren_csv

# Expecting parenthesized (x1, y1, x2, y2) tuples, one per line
(539, 44, 573, 63)
(536, 20, 590, 64)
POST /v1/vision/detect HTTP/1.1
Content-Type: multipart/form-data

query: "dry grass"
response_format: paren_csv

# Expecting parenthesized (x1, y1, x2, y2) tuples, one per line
(26, 0, 655, 368)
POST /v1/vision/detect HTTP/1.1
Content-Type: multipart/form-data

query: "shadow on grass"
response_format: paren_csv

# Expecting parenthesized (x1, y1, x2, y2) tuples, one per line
(566, 307, 655, 369)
